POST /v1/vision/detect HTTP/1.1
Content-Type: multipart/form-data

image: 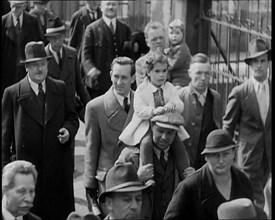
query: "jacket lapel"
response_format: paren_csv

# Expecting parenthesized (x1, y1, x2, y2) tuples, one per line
(80, 7, 92, 25)
(99, 18, 112, 45)
(17, 77, 44, 126)
(59, 46, 73, 81)
(104, 87, 128, 132)
(44, 78, 63, 124)
(45, 45, 61, 79)
(5, 13, 16, 43)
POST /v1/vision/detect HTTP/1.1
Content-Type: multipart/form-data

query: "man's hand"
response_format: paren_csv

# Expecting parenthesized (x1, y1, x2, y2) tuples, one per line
(57, 128, 70, 144)
(85, 67, 101, 88)
(86, 188, 102, 219)
(137, 163, 154, 182)
(183, 167, 195, 178)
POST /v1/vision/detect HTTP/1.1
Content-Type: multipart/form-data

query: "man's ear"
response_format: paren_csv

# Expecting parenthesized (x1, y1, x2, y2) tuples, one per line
(110, 70, 112, 78)
(105, 197, 113, 212)
(188, 70, 192, 78)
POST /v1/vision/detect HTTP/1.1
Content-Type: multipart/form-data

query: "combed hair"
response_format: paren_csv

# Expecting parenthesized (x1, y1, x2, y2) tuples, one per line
(2, 160, 38, 194)
(144, 49, 168, 74)
(169, 19, 185, 37)
(111, 56, 135, 76)
(144, 21, 164, 39)
(190, 53, 211, 65)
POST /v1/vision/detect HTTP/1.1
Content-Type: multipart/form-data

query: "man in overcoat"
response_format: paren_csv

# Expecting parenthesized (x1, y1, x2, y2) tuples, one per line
(2, 0, 44, 96)
(69, 0, 101, 75)
(223, 38, 271, 218)
(178, 53, 223, 170)
(82, 0, 131, 99)
(2, 41, 79, 220)
(84, 56, 135, 218)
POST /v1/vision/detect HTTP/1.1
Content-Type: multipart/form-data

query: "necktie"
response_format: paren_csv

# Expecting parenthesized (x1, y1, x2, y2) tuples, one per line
(257, 83, 269, 125)
(160, 150, 167, 170)
(153, 88, 165, 107)
(123, 97, 129, 113)
(57, 51, 62, 69)
(15, 17, 20, 30)
(38, 83, 45, 103)
(109, 21, 115, 35)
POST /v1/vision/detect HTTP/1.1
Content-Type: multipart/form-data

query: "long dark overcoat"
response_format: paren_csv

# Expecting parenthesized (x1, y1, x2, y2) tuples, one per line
(2, 76, 79, 220)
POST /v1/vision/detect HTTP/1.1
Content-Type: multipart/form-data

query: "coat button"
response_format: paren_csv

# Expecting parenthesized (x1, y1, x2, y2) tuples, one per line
(22, 145, 25, 148)
(191, 122, 195, 126)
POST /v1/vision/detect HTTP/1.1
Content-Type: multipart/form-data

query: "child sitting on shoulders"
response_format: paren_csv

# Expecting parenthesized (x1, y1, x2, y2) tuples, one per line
(165, 19, 191, 89)
(119, 49, 192, 184)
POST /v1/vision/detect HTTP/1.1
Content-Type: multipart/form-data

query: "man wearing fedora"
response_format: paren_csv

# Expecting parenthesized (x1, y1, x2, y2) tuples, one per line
(98, 163, 149, 220)
(69, 0, 102, 77)
(116, 112, 194, 219)
(82, 1, 131, 99)
(2, 41, 79, 220)
(45, 17, 91, 122)
(164, 129, 254, 220)
(2, 0, 44, 96)
(223, 38, 271, 218)
(29, 0, 55, 43)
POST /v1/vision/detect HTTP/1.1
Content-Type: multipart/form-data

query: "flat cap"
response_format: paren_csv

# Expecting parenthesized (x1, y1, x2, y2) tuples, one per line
(151, 112, 184, 131)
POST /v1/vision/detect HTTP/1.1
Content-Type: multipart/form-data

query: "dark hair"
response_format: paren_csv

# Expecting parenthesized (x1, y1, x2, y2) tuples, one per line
(144, 49, 168, 74)
(111, 57, 135, 76)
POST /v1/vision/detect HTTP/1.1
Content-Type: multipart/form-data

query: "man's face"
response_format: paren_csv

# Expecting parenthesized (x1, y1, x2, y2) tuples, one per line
(111, 63, 134, 97)
(86, 1, 100, 11)
(250, 53, 269, 82)
(101, 1, 118, 19)
(205, 148, 235, 176)
(34, 2, 48, 13)
(189, 62, 211, 94)
(146, 28, 165, 51)
(26, 59, 48, 84)
(168, 27, 183, 46)
(5, 174, 35, 217)
(106, 191, 142, 219)
(47, 33, 65, 52)
(10, 2, 26, 17)
(151, 124, 177, 151)
(147, 62, 168, 88)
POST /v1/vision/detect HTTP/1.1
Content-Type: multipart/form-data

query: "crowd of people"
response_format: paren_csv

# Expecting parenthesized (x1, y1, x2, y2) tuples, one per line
(1, 1, 271, 220)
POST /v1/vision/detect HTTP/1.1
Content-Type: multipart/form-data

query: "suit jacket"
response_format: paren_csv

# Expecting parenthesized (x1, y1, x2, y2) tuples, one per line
(84, 86, 134, 192)
(45, 44, 90, 105)
(1, 11, 44, 94)
(82, 18, 131, 93)
(178, 86, 222, 167)
(69, 6, 102, 61)
(164, 164, 254, 220)
(2, 212, 41, 220)
(223, 79, 271, 175)
(2, 76, 79, 220)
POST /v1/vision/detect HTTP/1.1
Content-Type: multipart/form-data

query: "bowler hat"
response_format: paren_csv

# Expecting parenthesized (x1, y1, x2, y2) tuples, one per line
(151, 112, 184, 131)
(20, 41, 52, 63)
(201, 129, 236, 154)
(217, 198, 256, 219)
(45, 17, 66, 37)
(99, 163, 149, 203)
(244, 38, 271, 65)
(66, 211, 99, 220)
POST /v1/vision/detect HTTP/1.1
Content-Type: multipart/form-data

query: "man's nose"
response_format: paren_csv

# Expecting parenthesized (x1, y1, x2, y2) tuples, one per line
(130, 199, 139, 210)
(24, 192, 34, 203)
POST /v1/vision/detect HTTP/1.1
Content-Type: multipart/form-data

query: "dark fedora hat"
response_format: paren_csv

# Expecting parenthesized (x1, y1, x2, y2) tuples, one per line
(201, 129, 237, 154)
(244, 38, 271, 65)
(99, 163, 149, 203)
(217, 198, 256, 219)
(20, 41, 52, 63)
(45, 17, 66, 37)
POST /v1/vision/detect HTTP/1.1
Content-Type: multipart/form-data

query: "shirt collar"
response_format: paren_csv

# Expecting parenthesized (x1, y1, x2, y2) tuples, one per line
(148, 79, 165, 93)
(153, 146, 170, 161)
(190, 84, 208, 98)
(2, 195, 23, 220)
(12, 12, 23, 27)
(102, 15, 116, 28)
(251, 76, 269, 93)
(27, 75, 46, 95)
(49, 44, 62, 58)
(113, 89, 130, 107)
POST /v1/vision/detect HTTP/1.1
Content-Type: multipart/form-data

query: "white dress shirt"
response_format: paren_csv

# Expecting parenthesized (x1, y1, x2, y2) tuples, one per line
(28, 75, 46, 95)
(102, 15, 116, 32)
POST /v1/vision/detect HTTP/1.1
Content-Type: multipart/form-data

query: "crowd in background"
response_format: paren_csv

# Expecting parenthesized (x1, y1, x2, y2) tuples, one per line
(1, 1, 271, 220)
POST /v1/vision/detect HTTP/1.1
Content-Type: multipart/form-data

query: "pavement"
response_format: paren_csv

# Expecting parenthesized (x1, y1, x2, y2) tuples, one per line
(74, 120, 89, 215)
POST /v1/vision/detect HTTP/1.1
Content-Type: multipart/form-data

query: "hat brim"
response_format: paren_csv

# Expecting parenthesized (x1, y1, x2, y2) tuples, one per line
(99, 183, 149, 203)
(244, 49, 271, 65)
(155, 122, 179, 131)
(20, 56, 52, 64)
(201, 144, 237, 155)
(45, 30, 66, 37)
